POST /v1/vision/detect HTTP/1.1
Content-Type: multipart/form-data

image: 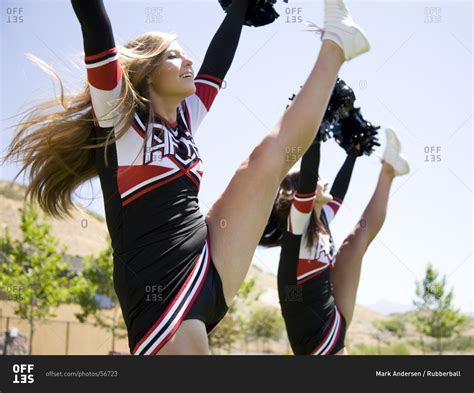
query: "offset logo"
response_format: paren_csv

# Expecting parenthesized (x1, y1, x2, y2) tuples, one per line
(12, 364, 34, 384)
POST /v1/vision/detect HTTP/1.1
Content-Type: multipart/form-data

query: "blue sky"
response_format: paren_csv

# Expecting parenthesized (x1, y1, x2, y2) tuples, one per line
(1, 1, 472, 315)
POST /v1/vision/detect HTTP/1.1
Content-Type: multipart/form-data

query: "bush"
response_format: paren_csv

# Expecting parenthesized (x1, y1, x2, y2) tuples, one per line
(375, 318, 406, 338)
(248, 306, 284, 352)
(208, 313, 241, 354)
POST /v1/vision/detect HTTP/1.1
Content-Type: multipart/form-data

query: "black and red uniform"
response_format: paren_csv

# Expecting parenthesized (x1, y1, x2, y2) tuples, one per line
(71, 0, 248, 355)
(278, 142, 357, 355)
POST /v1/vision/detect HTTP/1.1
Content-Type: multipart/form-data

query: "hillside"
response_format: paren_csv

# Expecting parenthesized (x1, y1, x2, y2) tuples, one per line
(0, 181, 108, 257)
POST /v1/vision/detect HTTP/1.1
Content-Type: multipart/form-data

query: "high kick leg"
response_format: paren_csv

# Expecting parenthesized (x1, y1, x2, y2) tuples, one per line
(331, 128, 410, 327)
(207, 0, 371, 306)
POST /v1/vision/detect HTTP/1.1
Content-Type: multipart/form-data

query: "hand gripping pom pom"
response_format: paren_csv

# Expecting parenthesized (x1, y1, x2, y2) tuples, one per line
(219, 0, 280, 27)
(333, 108, 381, 156)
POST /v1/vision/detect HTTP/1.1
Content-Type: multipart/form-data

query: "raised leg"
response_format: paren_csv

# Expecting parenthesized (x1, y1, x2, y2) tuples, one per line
(330, 163, 395, 327)
(207, 41, 344, 305)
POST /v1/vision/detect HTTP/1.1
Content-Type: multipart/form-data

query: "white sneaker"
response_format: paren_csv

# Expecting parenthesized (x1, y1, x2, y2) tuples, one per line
(383, 127, 410, 176)
(304, 0, 370, 61)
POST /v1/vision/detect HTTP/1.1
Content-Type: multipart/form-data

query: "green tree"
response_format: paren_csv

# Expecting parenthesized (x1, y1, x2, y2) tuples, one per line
(248, 306, 284, 352)
(0, 205, 73, 354)
(413, 263, 466, 354)
(72, 240, 126, 353)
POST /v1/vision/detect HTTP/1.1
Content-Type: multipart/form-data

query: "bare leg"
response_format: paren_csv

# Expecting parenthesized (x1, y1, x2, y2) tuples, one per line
(331, 163, 395, 327)
(207, 41, 344, 305)
(156, 320, 209, 355)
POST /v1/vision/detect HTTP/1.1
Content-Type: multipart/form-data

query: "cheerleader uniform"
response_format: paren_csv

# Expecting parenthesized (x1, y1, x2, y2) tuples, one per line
(278, 142, 358, 355)
(72, 0, 248, 355)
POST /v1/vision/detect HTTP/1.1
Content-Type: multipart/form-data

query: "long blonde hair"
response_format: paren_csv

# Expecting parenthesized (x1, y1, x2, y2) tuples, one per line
(4, 32, 176, 218)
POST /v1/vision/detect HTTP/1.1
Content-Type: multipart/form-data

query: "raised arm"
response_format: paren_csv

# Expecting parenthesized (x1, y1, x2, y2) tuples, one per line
(330, 150, 358, 201)
(185, 0, 249, 134)
(71, 0, 122, 128)
(287, 142, 321, 235)
(198, 0, 249, 80)
(323, 150, 358, 223)
(71, 0, 115, 56)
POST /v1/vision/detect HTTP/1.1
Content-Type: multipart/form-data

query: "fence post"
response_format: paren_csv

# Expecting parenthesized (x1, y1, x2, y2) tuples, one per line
(65, 322, 70, 355)
(3, 317, 10, 355)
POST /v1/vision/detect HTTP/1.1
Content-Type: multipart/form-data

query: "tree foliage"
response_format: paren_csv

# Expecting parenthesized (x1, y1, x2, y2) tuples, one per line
(413, 263, 466, 354)
(72, 240, 126, 352)
(0, 205, 73, 354)
(248, 306, 284, 352)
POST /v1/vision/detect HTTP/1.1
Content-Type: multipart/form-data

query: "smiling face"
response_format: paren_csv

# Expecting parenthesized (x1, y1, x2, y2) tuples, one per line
(315, 176, 333, 206)
(147, 41, 196, 100)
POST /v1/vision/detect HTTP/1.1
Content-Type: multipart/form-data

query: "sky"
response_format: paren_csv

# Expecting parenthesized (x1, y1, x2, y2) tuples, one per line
(1, 1, 472, 315)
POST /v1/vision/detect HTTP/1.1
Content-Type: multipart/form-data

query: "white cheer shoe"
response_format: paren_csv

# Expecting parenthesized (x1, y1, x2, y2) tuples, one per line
(304, 0, 370, 61)
(382, 127, 410, 176)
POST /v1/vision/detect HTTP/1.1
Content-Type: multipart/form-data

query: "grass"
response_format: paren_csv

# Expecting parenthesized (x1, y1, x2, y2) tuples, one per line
(349, 342, 411, 355)
(408, 335, 474, 353)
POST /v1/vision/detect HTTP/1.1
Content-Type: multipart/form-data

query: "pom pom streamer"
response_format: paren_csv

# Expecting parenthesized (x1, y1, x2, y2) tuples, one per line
(219, 0, 280, 27)
(333, 108, 381, 156)
(286, 78, 380, 155)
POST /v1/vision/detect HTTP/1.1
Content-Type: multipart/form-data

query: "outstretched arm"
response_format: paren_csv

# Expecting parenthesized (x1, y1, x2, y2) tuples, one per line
(323, 150, 358, 224)
(330, 150, 358, 202)
(296, 141, 321, 196)
(186, 0, 249, 134)
(71, 0, 122, 128)
(71, 0, 115, 56)
(287, 142, 321, 235)
(198, 0, 249, 80)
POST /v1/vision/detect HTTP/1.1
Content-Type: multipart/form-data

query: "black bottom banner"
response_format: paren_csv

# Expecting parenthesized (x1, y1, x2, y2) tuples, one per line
(0, 355, 472, 393)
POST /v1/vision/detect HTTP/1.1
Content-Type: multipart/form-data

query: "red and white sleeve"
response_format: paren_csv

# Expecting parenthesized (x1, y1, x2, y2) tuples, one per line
(85, 47, 122, 128)
(183, 74, 222, 135)
(287, 192, 317, 235)
(322, 197, 343, 225)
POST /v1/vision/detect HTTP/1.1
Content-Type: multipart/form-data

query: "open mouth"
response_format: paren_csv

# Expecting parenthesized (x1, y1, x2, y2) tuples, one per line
(180, 72, 194, 79)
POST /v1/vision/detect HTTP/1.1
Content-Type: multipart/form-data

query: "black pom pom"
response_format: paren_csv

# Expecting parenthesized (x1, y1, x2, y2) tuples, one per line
(324, 78, 356, 123)
(333, 108, 381, 156)
(315, 78, 355, 143)
(219, 0, 279, 27)
(285, 78, 380, 154)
